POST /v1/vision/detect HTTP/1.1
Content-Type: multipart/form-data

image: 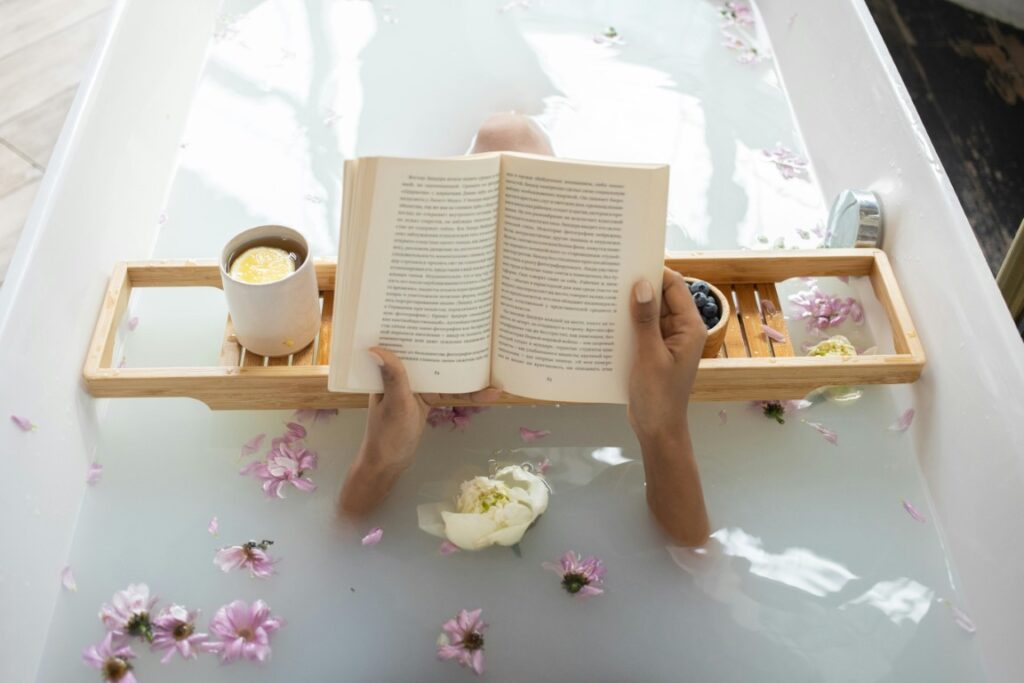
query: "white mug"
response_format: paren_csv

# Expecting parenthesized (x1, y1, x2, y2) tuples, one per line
(220, 225, 321, 357)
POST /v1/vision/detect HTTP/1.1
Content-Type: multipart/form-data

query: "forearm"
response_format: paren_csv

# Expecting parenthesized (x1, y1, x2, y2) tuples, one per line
(637, 424, 710, 547)
(337, 443, 408, 518)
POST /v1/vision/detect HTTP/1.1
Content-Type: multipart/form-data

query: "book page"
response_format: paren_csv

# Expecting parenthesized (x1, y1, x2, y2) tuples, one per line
(328, 154, 502, 393)
(491, 153, 668, 403)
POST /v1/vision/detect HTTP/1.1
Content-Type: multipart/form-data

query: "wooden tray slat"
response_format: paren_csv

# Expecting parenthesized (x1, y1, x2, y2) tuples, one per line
(714, 284, 747, 359)
(734, 284, 771, 358)
(316, 291, 334, 366)
(242, 350, 266, 367)
(83, 250, 925, 408)
(219, 316, 242, 367)
(756, 283, 794, 357)
(291, 340, 315, 366)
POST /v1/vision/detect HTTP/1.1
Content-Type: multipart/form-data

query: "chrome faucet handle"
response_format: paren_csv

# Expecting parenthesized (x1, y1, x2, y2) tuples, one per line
(824, 189, 883, 248)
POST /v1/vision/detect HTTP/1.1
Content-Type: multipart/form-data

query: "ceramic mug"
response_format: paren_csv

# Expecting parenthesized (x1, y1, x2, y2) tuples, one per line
(220, 225, 321, 357)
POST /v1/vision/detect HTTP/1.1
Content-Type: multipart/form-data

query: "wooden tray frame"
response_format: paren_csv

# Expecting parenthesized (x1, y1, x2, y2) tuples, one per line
(83, 249, 924, 409)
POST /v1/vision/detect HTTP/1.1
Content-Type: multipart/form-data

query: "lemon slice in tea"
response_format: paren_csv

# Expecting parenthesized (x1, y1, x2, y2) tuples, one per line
(229, 246, 296, 284)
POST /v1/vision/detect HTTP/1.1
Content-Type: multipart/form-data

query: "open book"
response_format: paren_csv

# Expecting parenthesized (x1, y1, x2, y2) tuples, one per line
(328, 152, 669, 403)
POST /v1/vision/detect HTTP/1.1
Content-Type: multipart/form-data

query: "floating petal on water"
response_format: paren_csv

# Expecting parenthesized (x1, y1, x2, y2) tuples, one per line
(519, 427, 550, 443)
(902, 500, 927, 523)
(889, 409, 915, 432)
(952, 605, 977, 633)
(61, 566, 77, 592)
(240, 433, 266, 457)
(10, 415, 35, 431)
(86, 463, 103, 486)
(804, 420, 838, 445)
(361, 527, 383, 547)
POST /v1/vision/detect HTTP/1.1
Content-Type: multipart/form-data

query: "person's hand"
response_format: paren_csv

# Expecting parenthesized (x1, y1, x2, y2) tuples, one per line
(627, 268, 707, 444)
(361, 347, 502, 473)
(339, 347, 500, 517)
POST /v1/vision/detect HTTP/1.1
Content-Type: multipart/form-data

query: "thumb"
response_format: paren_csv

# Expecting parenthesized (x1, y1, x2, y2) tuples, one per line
(368, 347, 412, 396)
(630, 279, 663, 356)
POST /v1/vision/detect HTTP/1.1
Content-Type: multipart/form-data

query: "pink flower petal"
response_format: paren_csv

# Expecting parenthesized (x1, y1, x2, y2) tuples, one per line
(240, 433, 266, 457)
(10, 415, 35, 431)
(208, 516, 219, 536)
(762, 324, 786, 343)
(718, 409, 728, 425)
(85, 463, 103, 486)
(760, 299, 777, 316)
(804, 420, 838, 445)
(902, 500, 927, 523)
(361, 527, 383, 546)
(128, 316, 139, 331)
(535, 457, 551, 475)
(60, 566, 77, 592)
(440, 540, 461, 556)
(519, 426, 550, 443)
(889, 408, 915, 432)
(951, 605, 977, 634)
(285, 422, 307, 439)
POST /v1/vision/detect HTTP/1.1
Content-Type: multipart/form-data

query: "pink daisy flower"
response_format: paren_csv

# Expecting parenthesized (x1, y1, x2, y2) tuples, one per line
(82, 632, 137, 682)
(543, 551, 607, 597)
(427, 406, 489, 430)
(151, 604, 208, 663)
(240, 442, 317, 498)
(99, 583, 157, 643)
(213, 540, 277, 579)
(751, 399, 811, 424)
(437, 608, 487, 676)
(202, 599, 284, 663)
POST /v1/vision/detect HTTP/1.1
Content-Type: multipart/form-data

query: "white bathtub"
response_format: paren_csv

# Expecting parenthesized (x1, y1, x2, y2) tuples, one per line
(1, 0, 1022, 680)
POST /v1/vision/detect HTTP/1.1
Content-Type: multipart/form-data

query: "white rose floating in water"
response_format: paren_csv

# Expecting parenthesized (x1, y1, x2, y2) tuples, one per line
(417, 465, 549, 550)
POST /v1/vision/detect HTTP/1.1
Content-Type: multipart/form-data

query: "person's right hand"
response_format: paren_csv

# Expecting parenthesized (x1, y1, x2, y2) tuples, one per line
(626, 268, 707, 444)
(338, 347, 500, 518)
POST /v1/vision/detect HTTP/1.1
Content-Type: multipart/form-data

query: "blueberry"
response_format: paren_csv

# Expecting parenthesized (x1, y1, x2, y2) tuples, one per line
(693, 292, 709, 308)
(708, 315, 720, 327)
(689, 282, 700, 293)
(702, 302, 719, 318)
(694, 282, 711, 295)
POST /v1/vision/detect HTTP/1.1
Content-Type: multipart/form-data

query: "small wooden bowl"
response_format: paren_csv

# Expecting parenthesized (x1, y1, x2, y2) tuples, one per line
(685, 277, 730, 358)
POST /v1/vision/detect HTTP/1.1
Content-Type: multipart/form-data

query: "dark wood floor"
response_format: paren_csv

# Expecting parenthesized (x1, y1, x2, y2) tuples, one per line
(867, 0, 1024, 275)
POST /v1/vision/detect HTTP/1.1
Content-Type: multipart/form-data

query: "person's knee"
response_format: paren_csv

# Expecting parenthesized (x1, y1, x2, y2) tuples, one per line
(472, 113, 553, 155)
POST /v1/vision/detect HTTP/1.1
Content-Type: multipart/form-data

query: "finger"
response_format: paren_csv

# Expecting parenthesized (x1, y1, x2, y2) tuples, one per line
(466, 387, 503, 403)
(631, 279, 663, 356)
(368, 347, 412, 396)
(663, 269, 701, 321)
(665, 273, 709, 335)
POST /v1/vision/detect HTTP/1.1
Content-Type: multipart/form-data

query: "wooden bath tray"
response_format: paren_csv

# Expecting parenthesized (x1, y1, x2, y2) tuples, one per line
(83, 249, 924, 409)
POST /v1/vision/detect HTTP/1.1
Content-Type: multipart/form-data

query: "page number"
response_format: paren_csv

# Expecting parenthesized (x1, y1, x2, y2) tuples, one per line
(546, 376, 552, 383)
(434, 370, 440, 376)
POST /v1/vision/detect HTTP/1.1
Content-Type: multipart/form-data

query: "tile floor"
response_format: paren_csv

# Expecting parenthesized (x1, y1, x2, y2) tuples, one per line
(0, 0, 110, 283)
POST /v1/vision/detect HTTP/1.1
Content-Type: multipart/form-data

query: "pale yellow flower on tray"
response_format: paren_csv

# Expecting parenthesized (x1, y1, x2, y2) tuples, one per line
(417, 465, 549, 550)
(807, 335, 857, 357)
